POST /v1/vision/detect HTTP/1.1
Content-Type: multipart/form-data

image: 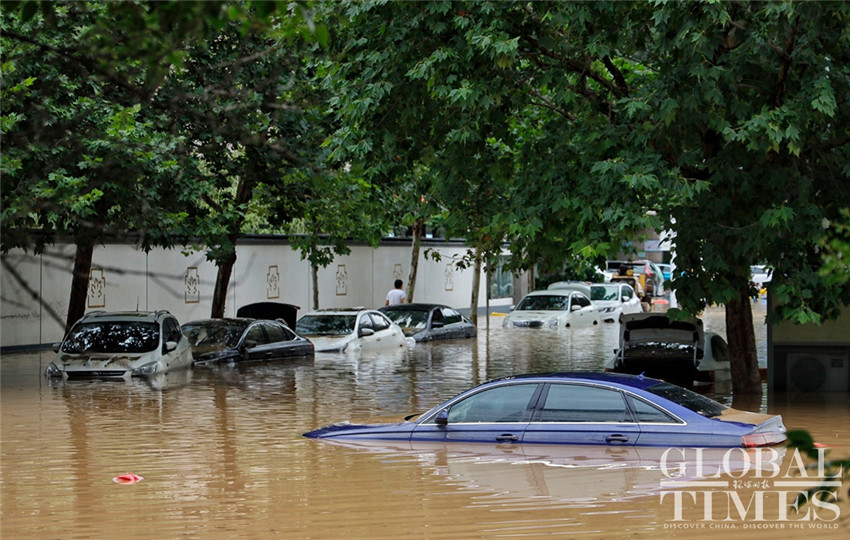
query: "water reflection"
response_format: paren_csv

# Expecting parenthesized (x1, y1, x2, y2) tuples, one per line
(2, 306, 849, 539)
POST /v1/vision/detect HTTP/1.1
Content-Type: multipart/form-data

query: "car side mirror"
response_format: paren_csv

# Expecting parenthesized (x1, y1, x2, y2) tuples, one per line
(359, 328, 375, 337)
(242, 339, 258, 350)
(53, 343, 61, 353)
(165, 341, 178, 352)
(571, 304, 581, 312)
(434, 409, 449, 426)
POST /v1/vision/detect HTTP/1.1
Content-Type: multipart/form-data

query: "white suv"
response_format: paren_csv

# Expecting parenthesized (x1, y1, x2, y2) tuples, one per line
(45, 310, 193, 379)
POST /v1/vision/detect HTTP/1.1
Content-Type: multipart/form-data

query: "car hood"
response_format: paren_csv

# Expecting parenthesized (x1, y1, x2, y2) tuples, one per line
(593, 300, 622, 309)
(306, 335, 356, 353)
(303, 420, 414, 440)
(506, 311, 563, 322)
(54, 351, 149, 371)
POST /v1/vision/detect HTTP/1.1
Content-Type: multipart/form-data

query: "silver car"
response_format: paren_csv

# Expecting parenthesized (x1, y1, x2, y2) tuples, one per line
(45, 310, 194, 380)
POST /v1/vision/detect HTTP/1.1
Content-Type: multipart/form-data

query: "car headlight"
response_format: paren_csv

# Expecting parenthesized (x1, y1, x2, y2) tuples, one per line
(45, 362, 63, 378)
(132, 362, 159, 376)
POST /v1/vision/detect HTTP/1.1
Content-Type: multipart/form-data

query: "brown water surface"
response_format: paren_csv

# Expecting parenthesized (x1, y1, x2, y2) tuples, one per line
(2, 306, 848, 539)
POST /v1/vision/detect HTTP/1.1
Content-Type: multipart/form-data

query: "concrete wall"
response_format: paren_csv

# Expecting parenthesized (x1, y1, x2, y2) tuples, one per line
(0, 237, 510, 349)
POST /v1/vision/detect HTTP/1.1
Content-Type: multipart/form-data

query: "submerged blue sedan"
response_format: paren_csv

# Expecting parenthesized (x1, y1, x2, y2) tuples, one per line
(304, 373, 786, 448)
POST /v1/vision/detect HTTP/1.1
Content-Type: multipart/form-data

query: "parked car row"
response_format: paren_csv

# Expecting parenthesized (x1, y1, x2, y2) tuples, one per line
(502, 280, 643, 328)
(45, 302, 477, 379)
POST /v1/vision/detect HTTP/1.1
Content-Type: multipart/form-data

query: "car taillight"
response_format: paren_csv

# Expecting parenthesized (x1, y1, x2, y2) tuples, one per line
(741, 432, 778, 447)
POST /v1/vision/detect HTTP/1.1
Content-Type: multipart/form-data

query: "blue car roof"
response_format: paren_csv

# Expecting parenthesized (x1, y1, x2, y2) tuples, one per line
(489, 372, 663, 391)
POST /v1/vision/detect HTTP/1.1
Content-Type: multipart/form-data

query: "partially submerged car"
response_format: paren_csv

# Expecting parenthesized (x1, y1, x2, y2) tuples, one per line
(45, 310, 193, 380)
(295, 308, 406, 352)
(548, 281, 642, 323)
(503, 288, 601, 329)
(181, 318, 314, 364)
(606, 313, 730, 384)
(304, 372, 786, 448)
(378, 303, 476, 342)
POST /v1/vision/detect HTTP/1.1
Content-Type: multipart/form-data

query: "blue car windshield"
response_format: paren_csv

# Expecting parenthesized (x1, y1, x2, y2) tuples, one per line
(62, 322, 159, 354)
(644, 382, 727, 418)
(516, 295, 568, 311)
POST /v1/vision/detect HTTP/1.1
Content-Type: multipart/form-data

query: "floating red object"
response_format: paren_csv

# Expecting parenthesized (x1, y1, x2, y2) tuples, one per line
(113, 473, 144, 484)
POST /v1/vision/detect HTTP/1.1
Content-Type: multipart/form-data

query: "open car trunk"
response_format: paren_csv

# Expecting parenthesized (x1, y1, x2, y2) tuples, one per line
(614, 314, 704, 384)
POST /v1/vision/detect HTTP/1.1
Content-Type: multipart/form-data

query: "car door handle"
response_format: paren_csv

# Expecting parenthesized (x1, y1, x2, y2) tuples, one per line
(496, 433, 519, 443)
(606, 434, 629, 443)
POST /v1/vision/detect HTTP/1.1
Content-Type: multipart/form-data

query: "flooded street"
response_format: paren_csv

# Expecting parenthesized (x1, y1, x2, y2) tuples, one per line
(2, 305, 849, 539)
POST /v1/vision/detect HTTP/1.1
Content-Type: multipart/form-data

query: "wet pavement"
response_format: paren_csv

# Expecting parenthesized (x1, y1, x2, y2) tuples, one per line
(2, 305, 849, 538)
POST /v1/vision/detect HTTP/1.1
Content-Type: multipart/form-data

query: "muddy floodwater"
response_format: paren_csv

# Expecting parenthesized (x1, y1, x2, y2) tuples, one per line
(2, 305, 849, 539)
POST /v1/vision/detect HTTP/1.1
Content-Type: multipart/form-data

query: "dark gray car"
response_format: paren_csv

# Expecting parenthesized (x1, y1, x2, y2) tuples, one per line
(182, 318, 314, 364)
(379, 303, 476, 342)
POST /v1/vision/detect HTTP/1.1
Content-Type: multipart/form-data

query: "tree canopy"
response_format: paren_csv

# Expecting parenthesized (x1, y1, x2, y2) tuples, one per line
(2, 0, 848, 395)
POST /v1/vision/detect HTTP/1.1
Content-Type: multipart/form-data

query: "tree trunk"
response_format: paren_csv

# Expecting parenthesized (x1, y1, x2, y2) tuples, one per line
(406, 217, 424, 303)
(311, 263, 320, 310)
(469, 248, 482, 326)
(210, 242, 236, 318)
(65, 235, 95, 332)
(726, 282, 763, 396)
(208, 175, 257, 319)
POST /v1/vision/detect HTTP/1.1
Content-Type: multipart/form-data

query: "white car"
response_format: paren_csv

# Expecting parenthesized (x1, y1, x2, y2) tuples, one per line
(589, 282, 643, 322)
(45, 310, 194, 380)
(295, 308, 406, 352)
(503, 288, 601, 329)
(549, 281, 642, 322)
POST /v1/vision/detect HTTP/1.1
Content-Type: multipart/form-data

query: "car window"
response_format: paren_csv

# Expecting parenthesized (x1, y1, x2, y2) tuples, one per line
(622, 286, 634, 300)
(280, 325, 297, 340)
(358, 313, 374, 331)
(245, 324, 268, 344)
(162, 317, 182, 343)
(591, 285, 618, 301)
(626, 395, 681, 423)
(572, 294, 591, 308)
(441, 308, 462, 324)
(644, 382, 727, 418)
(182, 321, 248, 349)
(446, 384, 538, 423)
(264, 322, 289, 343)
(442, 308, 463, 324)
(370, 313, 391, 331)
(711, 335, 729, 363)
(533, 384, 631, 422)
(62, 321, 160, 354)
